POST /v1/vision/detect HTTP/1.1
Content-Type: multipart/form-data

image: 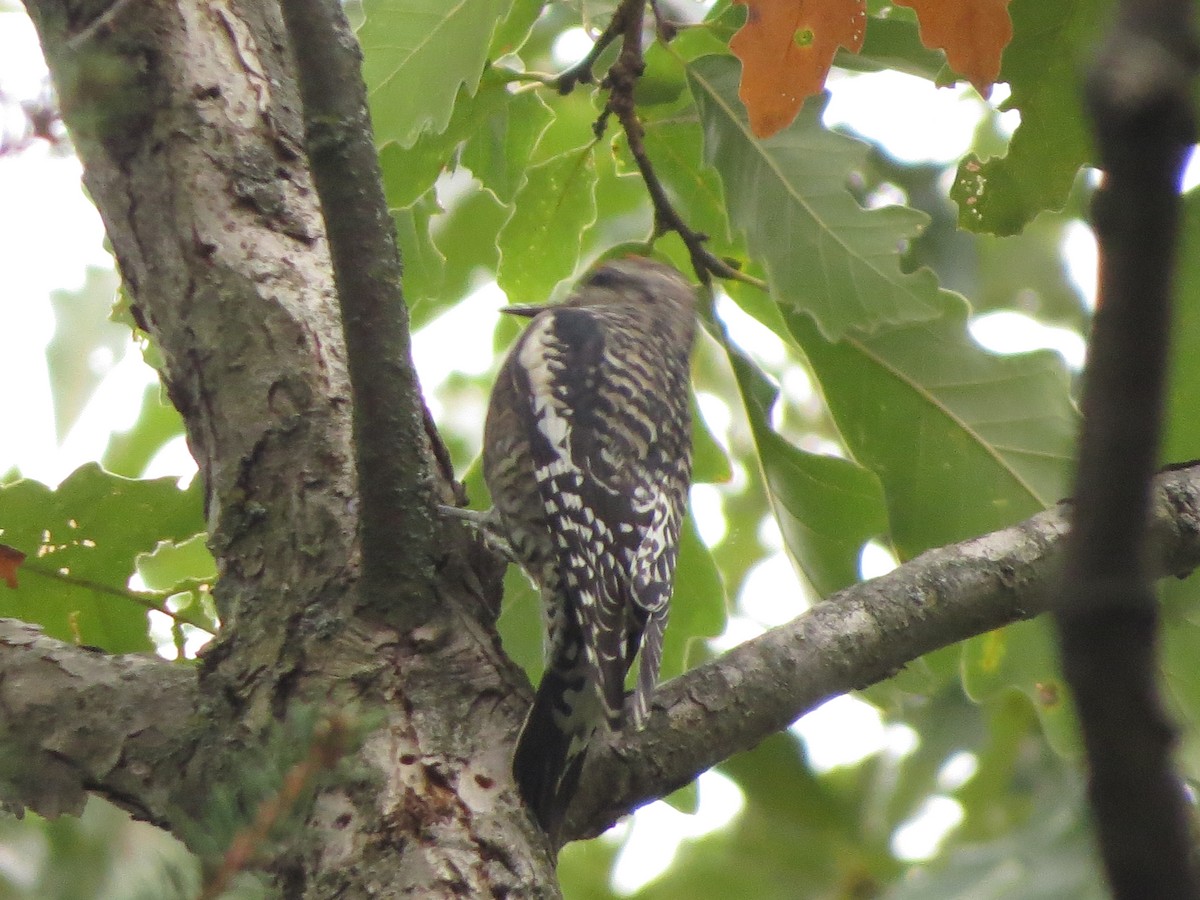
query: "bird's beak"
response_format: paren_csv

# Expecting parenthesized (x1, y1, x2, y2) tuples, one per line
(500, 305, 544, 318)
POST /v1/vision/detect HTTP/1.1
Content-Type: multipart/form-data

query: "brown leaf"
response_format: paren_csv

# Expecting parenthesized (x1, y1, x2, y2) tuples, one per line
(0, 544, 26, 590)
(895, 0, 1012, 97)
(730, 0, 866, 138)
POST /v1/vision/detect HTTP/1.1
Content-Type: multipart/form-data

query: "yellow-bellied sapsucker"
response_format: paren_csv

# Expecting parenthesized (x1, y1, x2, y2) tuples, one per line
(480, 257, 697, 837)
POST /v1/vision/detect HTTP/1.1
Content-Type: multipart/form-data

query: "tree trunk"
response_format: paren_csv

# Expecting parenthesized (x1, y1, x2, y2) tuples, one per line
(21, 0, 558, 894)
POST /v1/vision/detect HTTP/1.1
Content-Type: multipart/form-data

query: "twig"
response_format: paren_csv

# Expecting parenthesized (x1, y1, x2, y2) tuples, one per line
(196, 715, 350, 900)
(497, 70, 560, 88)
(423, 404, 465, 505)
(1053, 0, 1200, 895)
(556, 7, 629, 95)
(648, 0, 677, 43)
(595, 0, 765, 288)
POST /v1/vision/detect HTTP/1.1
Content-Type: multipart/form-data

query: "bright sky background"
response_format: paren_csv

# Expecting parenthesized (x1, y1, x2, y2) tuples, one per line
(0, 7, 1141, 892)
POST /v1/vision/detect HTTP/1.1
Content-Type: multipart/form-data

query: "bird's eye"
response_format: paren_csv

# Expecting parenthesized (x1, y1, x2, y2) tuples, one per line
(583, 269, 625, 290)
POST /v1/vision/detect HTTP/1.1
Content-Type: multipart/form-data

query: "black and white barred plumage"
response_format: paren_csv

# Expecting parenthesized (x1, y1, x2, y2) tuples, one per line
(481, 257, 697, 838)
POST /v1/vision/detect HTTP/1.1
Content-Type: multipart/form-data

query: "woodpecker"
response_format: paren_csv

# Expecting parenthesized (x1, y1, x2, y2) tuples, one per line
(478, 256, 697, 839)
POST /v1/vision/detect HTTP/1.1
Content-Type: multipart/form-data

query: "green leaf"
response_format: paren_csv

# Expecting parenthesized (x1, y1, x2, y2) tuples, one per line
(662, 513, 727, 680)
(496, 563, 543, 682)
(101, 384, 187, 479)
(430, 185, 509, 310)
(1161, 188, 1200, 782)
(883, 775, 1105, 900)
(45, 266, 126, 441)
(461, 455, 543, 681)
(557, 833, 621, 900)
(376, 88, 486, 210)
(950, 0, 1110, 235)
(136, 533, 216, 593)
(379, 76, 552, 210)
(871, 687, 989, 833)
(727, 345, 888, 597)
(359, 0, 508, 147)
(1162, 193, 1200, 463)
(634, 113, 748, 272)
(393, 189, 446, 329)
(747, 285, 1077, 759)
(860, 644, 960, 709)
(496, 145, 598, 302)
(137, 534, 219, 637)
(662, 780, 700, 815)
(691, 393, 733, 485)
(647, 733, 900, 898)
(580, 0, 619, 32)
(580, 141, 654, 259)
(836, 14, 946, 80)
(0, 465, 205, 652)
(635, 41, 689, 108)
(1161, 575, 1200, 784)
(462, 90, 554, 203)
(765, 292, 1077, 558)
(489, 0, 545, 58)
(972, 208, 1091, 332)
(687, 54, 943, 339)
(953, 691, 1040, 841)
(961, 620, 1081, 757)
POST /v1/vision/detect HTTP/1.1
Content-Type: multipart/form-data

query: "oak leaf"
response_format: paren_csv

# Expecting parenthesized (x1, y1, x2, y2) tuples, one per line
(730, 0, 866, 138)
(896, 0, 1013, 97)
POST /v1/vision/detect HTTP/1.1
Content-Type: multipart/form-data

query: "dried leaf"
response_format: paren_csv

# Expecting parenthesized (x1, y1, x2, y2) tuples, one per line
(730, 0, 866, 138)
(0, 544, 26, 589)
(896, 0, 1013, 97)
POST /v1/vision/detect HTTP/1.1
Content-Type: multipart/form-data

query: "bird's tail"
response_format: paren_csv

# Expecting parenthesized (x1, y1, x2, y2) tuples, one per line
(512, 666, 612, 844)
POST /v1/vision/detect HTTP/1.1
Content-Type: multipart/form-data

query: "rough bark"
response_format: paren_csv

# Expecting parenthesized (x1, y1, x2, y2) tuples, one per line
(0, 618, 199, 825)
(22, 0, 553, 895)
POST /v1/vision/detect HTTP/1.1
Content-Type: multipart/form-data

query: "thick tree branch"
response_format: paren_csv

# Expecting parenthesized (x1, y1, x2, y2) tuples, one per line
(567, 464, 1200, 842)
(279, 0, 442, 623)
(1055, 1, 1200, 895)
(0, 618, 199, 826)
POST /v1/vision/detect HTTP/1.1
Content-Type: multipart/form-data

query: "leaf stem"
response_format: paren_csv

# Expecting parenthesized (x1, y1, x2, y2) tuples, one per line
(19, 561, 216, 634)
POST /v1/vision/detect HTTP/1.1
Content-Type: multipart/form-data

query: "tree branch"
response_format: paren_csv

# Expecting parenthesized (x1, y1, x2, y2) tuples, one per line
(555, 0, 765, 289)
(601, 1, 760, 287)
(0, 618, 199, 825)
(279, 0, 441, 623)
(556, 4, 627, 94)
(567, 463, 1200, 842)
(1055, 1, 1200, 894)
